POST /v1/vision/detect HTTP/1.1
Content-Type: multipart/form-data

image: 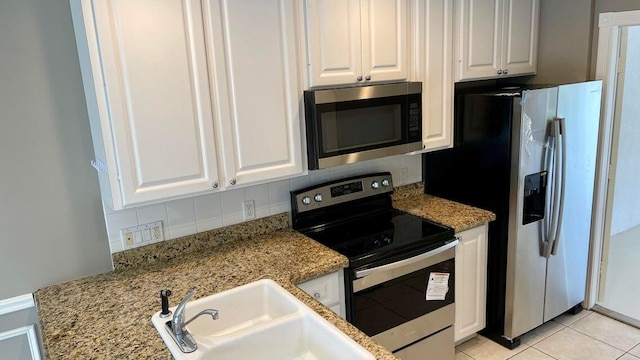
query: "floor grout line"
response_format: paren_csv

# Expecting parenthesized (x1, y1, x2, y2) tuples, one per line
(457, 312, 640, 359)
(565, 321, 639, 353)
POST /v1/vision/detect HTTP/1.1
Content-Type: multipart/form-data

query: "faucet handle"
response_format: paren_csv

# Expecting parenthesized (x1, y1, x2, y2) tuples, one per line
(160, 289, 172, 318)
(178, 290, 196, 310)
(174, 290, 196, 325)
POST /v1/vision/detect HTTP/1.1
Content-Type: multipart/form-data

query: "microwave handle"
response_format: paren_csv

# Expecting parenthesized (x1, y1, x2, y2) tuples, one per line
(354, 239, 459, 279)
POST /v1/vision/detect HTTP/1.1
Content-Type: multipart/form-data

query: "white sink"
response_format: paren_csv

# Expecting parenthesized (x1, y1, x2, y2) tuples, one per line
(151, 279, 375, 360)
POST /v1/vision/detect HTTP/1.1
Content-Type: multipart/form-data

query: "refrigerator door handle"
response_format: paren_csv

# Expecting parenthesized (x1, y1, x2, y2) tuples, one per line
(542, 121, 559, 259)
(544, 119, 562, 258)
(542, 133, 554, 258)
(551, 118, 567, 255)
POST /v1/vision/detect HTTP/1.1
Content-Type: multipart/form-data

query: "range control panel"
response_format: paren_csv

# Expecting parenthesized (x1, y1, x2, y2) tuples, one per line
(292, 172, 394, 213)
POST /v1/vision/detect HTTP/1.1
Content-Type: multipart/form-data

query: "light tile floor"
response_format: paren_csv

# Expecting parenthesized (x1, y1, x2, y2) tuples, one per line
(600, 224, 640, 321)
(456, 310, 640, 360)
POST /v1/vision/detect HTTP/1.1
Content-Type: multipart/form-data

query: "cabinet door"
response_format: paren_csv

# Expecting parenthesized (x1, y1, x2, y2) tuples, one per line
(305, 0, 363, 86)
(454, 224, 488, 342)
(361, 0, 409, 83)
(412, 0, 453, 152)
(90, 0, 220, 208)
(502, 0, 538, 76)
(0, 295, 42, 360)
(206, 0, 304, 187)
(455, 0, 503, 81)
(297, 271, 346, 319)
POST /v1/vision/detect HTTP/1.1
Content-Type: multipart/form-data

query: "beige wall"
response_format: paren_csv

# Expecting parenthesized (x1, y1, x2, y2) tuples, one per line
(531, 0, 594, 84)
(590, 0, 640, 77)
(0, 0, 113, 299)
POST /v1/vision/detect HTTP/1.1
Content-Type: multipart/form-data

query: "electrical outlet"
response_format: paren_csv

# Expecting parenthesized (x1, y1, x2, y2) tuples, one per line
(124, 232, 134, 247)
(152, 226, 162, 241)
(243, 200, 255, 220)
(121, 221, 164, 249)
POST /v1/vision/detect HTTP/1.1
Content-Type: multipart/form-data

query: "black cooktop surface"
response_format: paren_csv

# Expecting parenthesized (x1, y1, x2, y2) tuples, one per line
(301, 209, 454, 268)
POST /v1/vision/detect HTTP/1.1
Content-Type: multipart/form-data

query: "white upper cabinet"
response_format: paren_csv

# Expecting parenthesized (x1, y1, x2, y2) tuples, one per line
(411, 0, 454, 152)
(502, 0, 539, 76)
(454, 0, 539, 81)
(73, 0, 221, 209)
(205, 0, 304, 187)
(72, 0, 304, 209)
(305, 0, 409, 87)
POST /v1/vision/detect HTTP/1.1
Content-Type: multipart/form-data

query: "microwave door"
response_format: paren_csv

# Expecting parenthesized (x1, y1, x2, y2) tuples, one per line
(304, 82, 422, 169)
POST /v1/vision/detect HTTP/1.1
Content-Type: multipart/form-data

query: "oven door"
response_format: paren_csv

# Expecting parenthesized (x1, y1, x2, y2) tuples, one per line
(351, 240, 457, 353)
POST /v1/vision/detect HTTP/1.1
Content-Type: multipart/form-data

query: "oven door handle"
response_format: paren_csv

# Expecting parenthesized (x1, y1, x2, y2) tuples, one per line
(354, 238, 459, 279)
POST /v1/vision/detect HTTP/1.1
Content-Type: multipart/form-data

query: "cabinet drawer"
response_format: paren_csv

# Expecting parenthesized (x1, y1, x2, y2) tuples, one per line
(297, 272, 340, 307)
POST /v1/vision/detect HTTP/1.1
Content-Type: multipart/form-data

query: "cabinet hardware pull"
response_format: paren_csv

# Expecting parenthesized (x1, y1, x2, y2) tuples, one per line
(230, 179, 236, 185)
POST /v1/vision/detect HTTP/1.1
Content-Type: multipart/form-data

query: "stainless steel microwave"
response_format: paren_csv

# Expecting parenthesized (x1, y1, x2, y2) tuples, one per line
(303, 82, 423, 170)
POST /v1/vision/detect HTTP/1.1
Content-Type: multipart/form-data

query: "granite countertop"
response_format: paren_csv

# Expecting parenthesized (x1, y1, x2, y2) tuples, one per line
(393, 183, 496, 232)
(35, 183, 494, 360)
(35, 223, 397, 359)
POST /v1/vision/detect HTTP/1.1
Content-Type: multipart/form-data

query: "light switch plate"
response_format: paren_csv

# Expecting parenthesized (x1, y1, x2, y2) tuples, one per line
(121, 221, 164, 249)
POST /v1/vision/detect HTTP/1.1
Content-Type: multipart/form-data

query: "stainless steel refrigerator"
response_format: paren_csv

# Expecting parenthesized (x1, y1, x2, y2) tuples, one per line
(423, 81, 602, 347)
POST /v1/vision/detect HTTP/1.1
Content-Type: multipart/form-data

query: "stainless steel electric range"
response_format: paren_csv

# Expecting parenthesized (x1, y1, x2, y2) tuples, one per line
(291, 172, 457, 360)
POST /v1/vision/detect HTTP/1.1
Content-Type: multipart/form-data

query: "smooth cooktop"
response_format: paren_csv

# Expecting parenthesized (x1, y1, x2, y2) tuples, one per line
(301, 209, 454, 268)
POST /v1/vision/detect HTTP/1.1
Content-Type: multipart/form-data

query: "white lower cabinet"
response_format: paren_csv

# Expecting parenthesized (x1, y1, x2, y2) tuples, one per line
(71, 0, 304, 210)
(455, 224, 488, 342)
(0, 295, 42, 360)
(297, 270, 346, 319)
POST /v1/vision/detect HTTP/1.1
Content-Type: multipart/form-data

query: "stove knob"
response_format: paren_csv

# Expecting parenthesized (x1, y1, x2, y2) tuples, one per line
(371, 181, 380, 189)
(373, 239, 381, 247)
(382, 235, 392, 244)
(301, 196, 311, 205)
(381, 179, 390, 187)
(314, 194, 323, 202)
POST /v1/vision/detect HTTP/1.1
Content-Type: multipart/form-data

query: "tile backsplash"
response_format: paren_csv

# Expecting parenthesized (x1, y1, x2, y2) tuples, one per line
(104, 154, 422, 253)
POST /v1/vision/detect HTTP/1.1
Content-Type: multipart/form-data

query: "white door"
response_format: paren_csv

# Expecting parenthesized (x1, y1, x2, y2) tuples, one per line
(455, 0, 503, 81)
(206, 0, 304, 187)
(412, 0, 453, 152)
(597, 25, 640, 321)
(305, 0, 363, 86)
(91, 0, 220, 208)
(543, 81, 601, 322)
(361, 0, 409, 83)
(502, 0, 538, 76)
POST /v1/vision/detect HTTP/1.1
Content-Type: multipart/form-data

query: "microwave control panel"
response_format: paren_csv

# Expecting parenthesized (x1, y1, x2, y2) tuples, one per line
(408, 95, 422, 141)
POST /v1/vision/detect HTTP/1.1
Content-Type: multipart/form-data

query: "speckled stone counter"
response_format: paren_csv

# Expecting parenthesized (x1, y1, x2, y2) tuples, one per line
(393, 183, 496, 232)
(35, 225, 397, 359)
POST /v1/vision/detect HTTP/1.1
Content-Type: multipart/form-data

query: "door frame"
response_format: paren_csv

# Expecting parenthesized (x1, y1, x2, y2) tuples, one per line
(587, 10, 640, 308)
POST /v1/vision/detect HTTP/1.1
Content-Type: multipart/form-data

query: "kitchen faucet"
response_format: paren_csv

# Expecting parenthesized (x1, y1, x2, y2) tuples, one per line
(165, 290, 219, 353)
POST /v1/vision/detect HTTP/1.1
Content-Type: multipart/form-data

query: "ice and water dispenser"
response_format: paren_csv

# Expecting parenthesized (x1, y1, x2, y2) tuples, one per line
(523, 171, 547, 225)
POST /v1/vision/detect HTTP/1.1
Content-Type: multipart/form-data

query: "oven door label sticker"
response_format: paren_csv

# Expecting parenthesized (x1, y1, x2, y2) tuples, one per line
(426, 272, 450, 300)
